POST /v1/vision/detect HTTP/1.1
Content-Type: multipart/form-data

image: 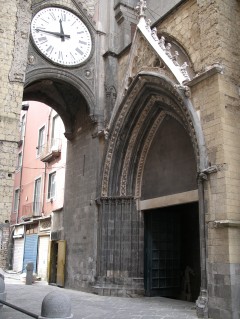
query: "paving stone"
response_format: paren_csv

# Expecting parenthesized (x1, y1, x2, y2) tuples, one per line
(1, 278, 198, 319)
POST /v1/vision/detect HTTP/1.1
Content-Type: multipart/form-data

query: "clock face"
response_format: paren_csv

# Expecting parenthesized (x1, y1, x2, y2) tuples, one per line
(31, 7, 92, 67)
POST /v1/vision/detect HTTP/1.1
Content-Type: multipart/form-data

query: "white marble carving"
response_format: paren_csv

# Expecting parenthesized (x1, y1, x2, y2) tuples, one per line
(135, 2, 191, 84)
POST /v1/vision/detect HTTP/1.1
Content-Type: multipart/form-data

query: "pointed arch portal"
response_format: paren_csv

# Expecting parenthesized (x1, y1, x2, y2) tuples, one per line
(97, 72, 208, 301)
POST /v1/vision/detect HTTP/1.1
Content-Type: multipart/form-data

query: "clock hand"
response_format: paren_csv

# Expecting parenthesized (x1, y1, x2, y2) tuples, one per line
(59, 19, 66, 42)
(36, 28, 70, 39)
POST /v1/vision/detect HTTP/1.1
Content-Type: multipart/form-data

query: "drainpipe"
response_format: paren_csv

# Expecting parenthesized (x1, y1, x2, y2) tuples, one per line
(41, 108, 52, 216)
(41, 162, 47, 216)
(196, 175, 208, 318)
(196, 165, 218, 318)
(17, 104, 29, 224)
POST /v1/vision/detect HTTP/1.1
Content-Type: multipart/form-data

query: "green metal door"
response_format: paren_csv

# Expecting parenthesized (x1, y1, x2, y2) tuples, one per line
(144, 209, 181, 297)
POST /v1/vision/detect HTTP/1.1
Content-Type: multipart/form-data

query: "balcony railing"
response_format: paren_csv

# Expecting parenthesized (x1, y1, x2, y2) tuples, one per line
(40, 138, 62, 162)
(22, 201, 42, 217)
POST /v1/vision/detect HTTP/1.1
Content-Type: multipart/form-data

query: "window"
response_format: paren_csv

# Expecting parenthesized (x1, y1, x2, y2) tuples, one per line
(37, 126, 45, 155)
(13, 189, 20, 212)
(17, 152, 22, 170)
(51, 115, 61, 149)
(33, 178, 41, 215)
(48, 172, 56, 199)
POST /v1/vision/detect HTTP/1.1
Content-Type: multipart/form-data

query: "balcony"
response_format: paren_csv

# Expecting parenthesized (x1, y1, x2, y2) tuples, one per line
(40, 138, 62, 163)
(22, 201, 42, 217)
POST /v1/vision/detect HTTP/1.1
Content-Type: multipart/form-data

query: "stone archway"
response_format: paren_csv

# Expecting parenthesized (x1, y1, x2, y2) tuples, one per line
(22, 69, 99, 290)
(24, 69, 96, 139)
(97, 73, 208, 302)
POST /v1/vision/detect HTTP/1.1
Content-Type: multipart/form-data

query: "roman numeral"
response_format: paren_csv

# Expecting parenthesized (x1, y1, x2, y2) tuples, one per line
(61, 13, 66, 21)
(58, 51, 63, 60)
(77, 31, 84, 34)
(79, 40, 87, 45)
(76, 48, 83, 55)
(70, 53, 75, 60)
(49, 12, 56, 20)
(40, 18, 49, 24)
(36, 26, 46, 30)
(38, 36, 47, 44)
(46, 45, 54, 54)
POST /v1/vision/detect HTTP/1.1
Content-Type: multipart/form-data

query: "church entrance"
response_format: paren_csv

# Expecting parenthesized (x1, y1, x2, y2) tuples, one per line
(144, 202, 200, 302)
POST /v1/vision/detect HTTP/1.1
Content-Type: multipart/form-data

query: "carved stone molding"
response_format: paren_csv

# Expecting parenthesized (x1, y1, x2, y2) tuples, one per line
(135, 111, 166, 198)
(101, 74, 201, 197)
(120, 98, 154, 196)
(101, 79, 144, 197)
(188, 63, 223, 87)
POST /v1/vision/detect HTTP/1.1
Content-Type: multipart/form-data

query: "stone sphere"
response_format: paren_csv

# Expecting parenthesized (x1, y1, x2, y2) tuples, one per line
(41, 291, 72, 318)
(0, 277, 5, 293)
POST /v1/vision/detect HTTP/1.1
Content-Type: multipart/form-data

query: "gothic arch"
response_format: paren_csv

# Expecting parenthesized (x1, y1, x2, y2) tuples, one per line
(101, 72, 208, 198)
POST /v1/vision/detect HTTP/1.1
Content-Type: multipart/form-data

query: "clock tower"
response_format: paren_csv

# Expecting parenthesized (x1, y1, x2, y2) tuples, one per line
(21, 0, 105, 290)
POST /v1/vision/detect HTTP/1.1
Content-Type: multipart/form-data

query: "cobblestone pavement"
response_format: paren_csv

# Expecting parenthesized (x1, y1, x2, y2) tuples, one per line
(1, 277, 198, 319)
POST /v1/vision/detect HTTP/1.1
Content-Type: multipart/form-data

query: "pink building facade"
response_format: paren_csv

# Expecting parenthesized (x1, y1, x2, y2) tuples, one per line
(10, 101, 67, 282)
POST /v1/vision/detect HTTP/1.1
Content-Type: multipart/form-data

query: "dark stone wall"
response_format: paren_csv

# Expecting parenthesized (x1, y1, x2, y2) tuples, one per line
(141, 116, 197, 200)
(96, 197, 144, 295)
(63, 114, 99, 290)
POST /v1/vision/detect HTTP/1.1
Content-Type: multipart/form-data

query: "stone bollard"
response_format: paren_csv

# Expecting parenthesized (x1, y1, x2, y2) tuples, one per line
(26, 262, 34, 285)
(39, 291, 73, 319)
(0, 277, 6, 308)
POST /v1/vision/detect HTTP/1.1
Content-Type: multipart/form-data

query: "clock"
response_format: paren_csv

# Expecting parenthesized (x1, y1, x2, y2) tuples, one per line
(31, 7, 92, 67)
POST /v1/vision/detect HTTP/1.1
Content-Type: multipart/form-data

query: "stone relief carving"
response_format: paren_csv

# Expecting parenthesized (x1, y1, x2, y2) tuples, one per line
(131, 36, 166, 80)
(9, 0, 32, 83)
(148, 30, 191, 82)
(135, 4, 192, 84)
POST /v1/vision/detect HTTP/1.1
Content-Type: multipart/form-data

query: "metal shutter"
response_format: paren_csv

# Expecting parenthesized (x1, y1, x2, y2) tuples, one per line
(37, 236, 50, 280)
(22, 234, 38, 273)
(12, 238, 24, 273)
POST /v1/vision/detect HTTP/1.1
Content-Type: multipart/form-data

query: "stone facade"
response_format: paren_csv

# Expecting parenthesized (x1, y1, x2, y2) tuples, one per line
(0, 0, 30, 268)
(1, 0, 240, 318)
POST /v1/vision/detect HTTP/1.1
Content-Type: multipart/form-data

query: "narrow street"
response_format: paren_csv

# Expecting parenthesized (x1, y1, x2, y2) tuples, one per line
(1, 276, 198, 319)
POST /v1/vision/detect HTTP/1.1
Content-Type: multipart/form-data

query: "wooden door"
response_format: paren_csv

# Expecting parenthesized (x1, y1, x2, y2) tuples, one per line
(56, 240, 66, 287)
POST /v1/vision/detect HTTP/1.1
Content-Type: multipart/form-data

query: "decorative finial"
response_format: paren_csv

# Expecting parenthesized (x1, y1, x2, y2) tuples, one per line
(135, 0, 147, 19)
